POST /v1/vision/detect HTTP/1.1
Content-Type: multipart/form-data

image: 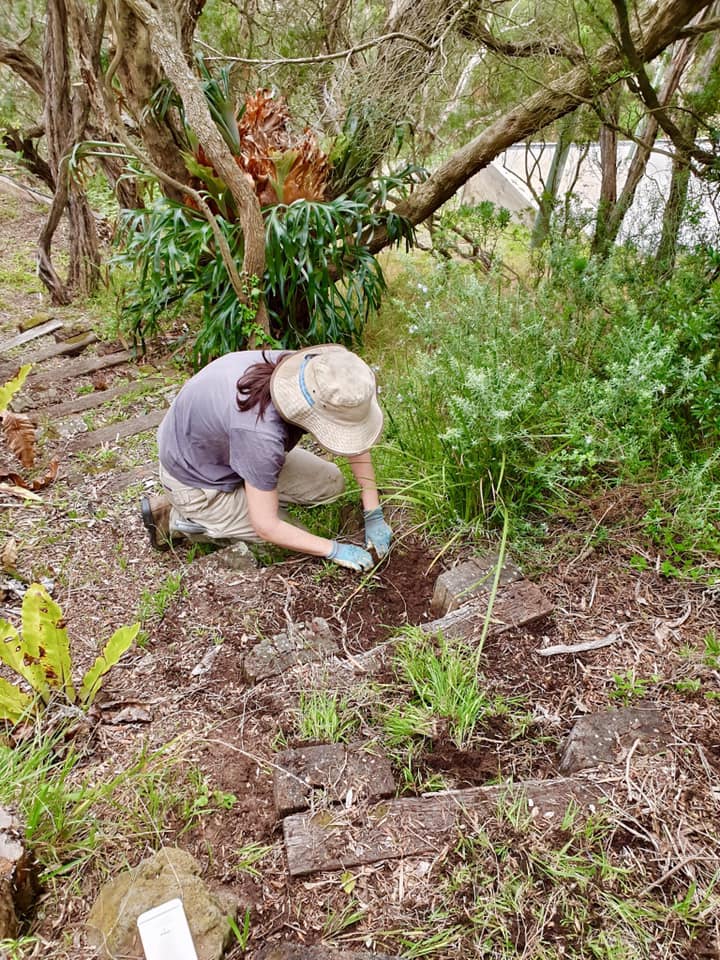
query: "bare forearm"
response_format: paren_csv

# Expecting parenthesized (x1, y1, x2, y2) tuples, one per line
(255, 518, 333, 557)
(347, 451, 380, 511)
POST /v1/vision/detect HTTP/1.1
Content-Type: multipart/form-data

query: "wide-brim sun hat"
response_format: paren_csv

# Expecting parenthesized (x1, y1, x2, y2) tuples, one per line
(270, 345, 384, 456)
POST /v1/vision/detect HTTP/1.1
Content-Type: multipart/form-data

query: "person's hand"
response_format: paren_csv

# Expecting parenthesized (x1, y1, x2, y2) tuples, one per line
(326, 541, 374, 572)
(363, 506, 393, 558)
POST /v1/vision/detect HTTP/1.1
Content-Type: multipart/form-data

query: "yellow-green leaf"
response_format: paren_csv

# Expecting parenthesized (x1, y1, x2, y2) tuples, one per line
(0, 676, 33, 724)
(21, 584, 74, 702)
(0, 365, 32, 413)
(0, 614, 48, 700)
(79, 623, 140, 706)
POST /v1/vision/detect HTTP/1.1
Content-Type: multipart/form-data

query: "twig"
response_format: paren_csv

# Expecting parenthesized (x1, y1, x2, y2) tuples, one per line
(203, 30, 434, 67)
(537, 626, 629, 657)
(640, 855, 707, 896)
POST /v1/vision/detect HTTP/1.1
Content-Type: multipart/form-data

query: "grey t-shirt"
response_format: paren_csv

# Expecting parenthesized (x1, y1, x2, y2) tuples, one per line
(158, 350, 302, 492)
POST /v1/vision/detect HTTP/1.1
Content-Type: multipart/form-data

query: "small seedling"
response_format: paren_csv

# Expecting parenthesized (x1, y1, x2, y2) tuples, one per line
(227, 909, 252, 950)
(137, 571, 186, 621)
(235, 841, 272, 878)
(609, 669, 657, 704)
(703, 631, 720, 668)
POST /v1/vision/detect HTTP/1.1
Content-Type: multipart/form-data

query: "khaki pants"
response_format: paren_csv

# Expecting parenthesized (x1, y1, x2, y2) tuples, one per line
(159, 448, 345, 542)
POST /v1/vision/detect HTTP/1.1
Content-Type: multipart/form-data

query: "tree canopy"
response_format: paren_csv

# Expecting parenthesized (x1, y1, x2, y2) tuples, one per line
(1, 0, 718, 344)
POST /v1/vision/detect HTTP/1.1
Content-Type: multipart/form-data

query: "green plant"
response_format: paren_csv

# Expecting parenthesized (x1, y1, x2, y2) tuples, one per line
(181, 768, 237, 827)
(0, 584, 139, 723)
(227, 908, 252, 950)
(374, 248, 720, 560)
(297, 690, 358, 743)
(389, 628, 525, 750)
(609, 669, 656, 704)
(703, 631, 720, 668)
(0, 364, 31, 411)
(137, 571, 186, 622)
(114, 201, 267, 366)
(0, 936, 39, 959)
(322, 900, 367, 938)
(235, 841, 272, 878)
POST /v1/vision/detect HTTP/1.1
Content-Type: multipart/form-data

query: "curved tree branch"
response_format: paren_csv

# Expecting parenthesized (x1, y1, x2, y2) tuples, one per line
(457, 14, 585, 62)
(610, 0, 715, 165)
(0, 39, 44, 96)
(367, 0, 715, 253)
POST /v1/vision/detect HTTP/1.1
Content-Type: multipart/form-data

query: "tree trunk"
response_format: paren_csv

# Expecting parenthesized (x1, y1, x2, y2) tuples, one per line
(591, 91, 620, 255)
(530, 114, 577, 249)
(656, 31, 720, 272)
(119, 0, 268, 331)
(596, 21, 704, 257)
(368, 0, 714, 254)
(38, 0, 100, 304)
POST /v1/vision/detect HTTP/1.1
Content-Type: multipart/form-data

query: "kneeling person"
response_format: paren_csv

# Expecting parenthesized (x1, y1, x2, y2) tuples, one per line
(141, 345, 392, 572)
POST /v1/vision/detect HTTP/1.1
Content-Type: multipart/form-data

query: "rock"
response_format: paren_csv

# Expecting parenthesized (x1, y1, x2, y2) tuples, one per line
(430, 552, 524, 616)
(560, 705, 672, 774)
(256, 946, 400, 960)
(243, 618, 338, 683)
(193, 541, 258, 573)
(19, 313, 53, 332)
(422, 580, 554, 640)
(274, 744, 396, 816)
(87, 847, 240, 960)
(0, 807, 40, 939)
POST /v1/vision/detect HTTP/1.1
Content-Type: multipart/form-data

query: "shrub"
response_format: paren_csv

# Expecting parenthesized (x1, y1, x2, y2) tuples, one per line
(377, 247, 720, 562)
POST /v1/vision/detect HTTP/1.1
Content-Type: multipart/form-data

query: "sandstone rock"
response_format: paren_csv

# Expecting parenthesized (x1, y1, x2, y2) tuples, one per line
(244, 618, 338, 683)
(430, 552, 524, 616)
(87, 847, 239, 960)
(196, 541, 258, 573)
(560, 705, 672, 774)
(0, 807, 40, 940)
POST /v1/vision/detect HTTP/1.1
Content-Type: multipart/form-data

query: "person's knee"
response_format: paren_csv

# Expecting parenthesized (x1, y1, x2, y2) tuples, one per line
(318, 462, 345, 501)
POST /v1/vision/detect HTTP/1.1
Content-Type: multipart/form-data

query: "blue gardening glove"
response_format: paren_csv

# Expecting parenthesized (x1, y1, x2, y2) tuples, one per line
(363, 506, 393, 558)
(327, 541, 374, 572)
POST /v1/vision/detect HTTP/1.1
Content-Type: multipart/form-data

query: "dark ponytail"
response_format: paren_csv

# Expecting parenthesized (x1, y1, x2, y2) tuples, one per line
(236, 351, 291, 419)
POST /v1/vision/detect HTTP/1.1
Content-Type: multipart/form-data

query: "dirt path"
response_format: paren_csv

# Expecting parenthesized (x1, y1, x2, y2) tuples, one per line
(1, 191, 719, 959)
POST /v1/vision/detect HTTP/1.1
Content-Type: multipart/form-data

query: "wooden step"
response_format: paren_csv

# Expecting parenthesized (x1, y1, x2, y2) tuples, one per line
(0, 318, 63, 354)
(28, 349, 133, 389)
(283, 777, 601, 876)
(31, 377, 164, 422)
(65, 408, 165, 453)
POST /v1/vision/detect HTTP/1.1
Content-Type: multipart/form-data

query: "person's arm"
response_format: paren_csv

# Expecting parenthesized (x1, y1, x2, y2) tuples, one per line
(347, 451, 393, 557)
(346, 451, 380, 511)
(244, 483, 374, 570)
(245, 483, 332, 556)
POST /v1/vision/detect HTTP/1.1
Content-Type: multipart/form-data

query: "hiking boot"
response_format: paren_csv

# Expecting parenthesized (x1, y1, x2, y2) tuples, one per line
(141, 494, 175, 550)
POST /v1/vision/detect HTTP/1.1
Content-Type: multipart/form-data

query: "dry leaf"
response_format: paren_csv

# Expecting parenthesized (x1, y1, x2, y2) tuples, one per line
(1, 458, 59, 492)
(0, 483, 43, 502)
(1, 538, 18, 571)
(1, 411, 36, 467)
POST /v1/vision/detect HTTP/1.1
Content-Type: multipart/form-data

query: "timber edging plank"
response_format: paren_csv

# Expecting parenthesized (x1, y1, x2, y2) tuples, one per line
(27, 349, 133, 389)
(0, 318, 63, 354)
(0, 334, 100, 387)
(31, 376, 164, 421)
(283, 777, 602, 876)
(65, 408, 166, 453)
